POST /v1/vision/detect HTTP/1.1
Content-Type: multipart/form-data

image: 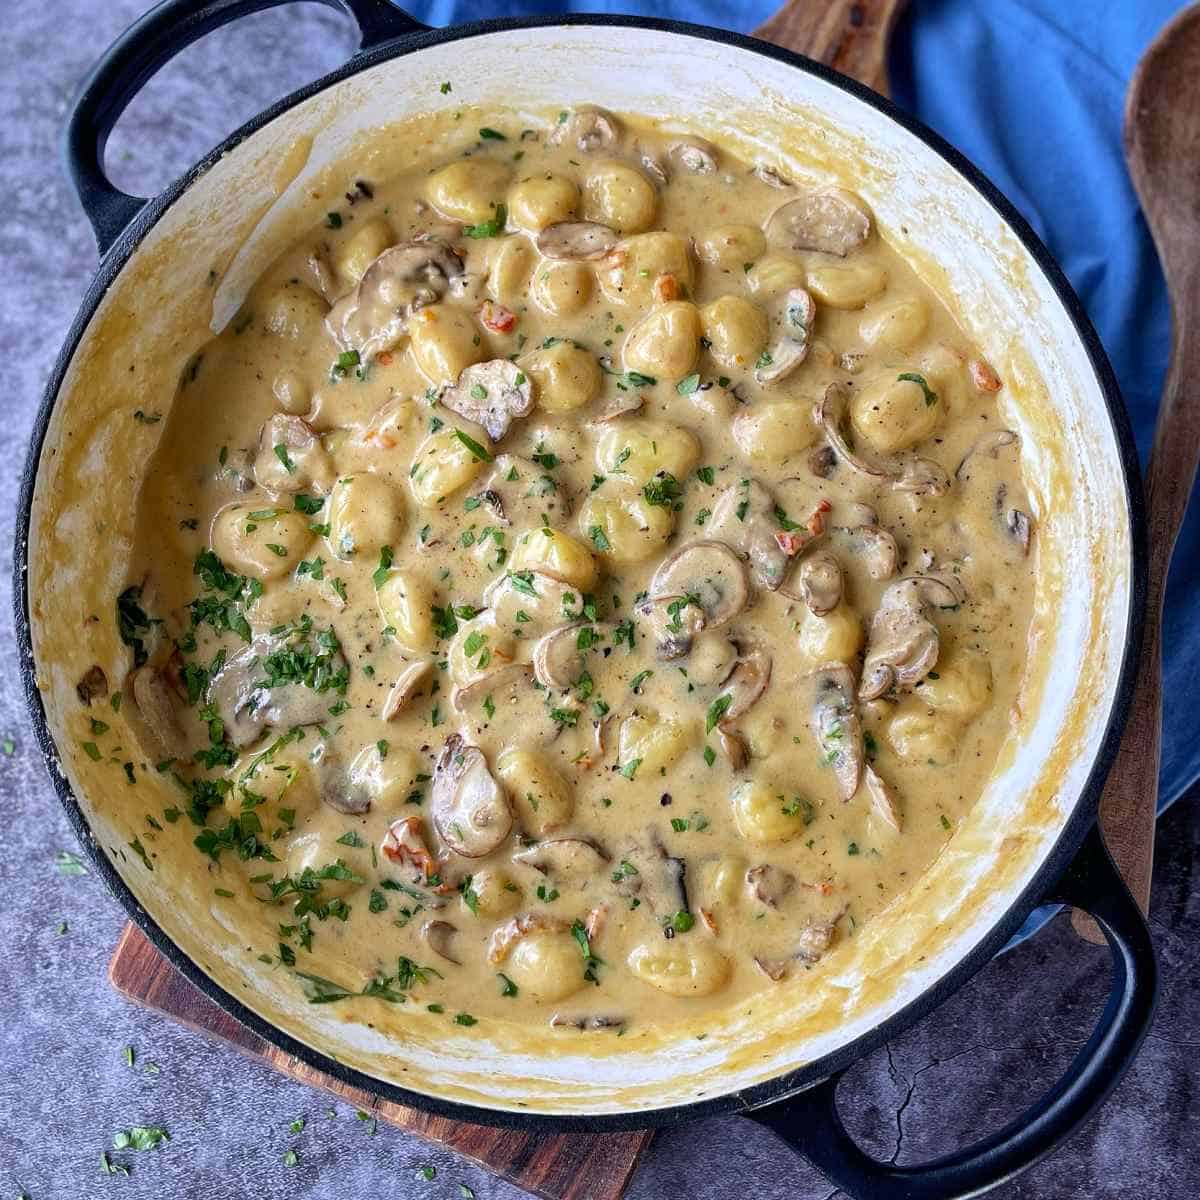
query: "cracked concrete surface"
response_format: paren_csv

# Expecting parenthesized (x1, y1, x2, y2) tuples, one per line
(1, 2, 1197, 1197)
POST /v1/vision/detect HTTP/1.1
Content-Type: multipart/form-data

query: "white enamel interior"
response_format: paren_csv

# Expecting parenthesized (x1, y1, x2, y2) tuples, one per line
(27, 25, 1132, 1115)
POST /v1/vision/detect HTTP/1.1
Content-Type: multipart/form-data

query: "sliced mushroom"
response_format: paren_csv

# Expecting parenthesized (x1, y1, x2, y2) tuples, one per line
(745, 864, 795, 909)
(755, 288, 816, 387)
(811, 663, 863, 802)
(76, 665, 108, 706)
(755, 956, 791, 982)
(668, 136, 718, 174)
(325, 238, 464, 359)
(513, 837, 610, 883)
(835, 524, 898, 580)
(859, 574, 965, 701)
(421, 919, 461, 965)
(129, 666, 185, 759)
(208, 635, 344, 747)
(611, 832, 688, 917)
(253, 413, 333, 494)
(549, 1013, 626, 1030)
(753, 164, 793, 189)
(321, 773, 372, 815)
(533, 622, 594, 690)
(796, 550, 843, 615)
(796, 910, 845, 963)
(450, 663, 534, 714)
(636, 142, 669, 186)
(636, 594, 707, 660)
(955, 429, 1019, 478)
(430, 734, 513, 858)
(594, 392, 645, 422)
(863, 763, 902, 833)
(536, 221, 619, 261)
(686, 632, 738, 689)
(381, 815, 439, 880)
(709, 479, 791, 591)
(718, 642, 772, 724)
(1006, 507, 1033, 555)
(488, 912, 567, 964)
(482, 571, 580, 630)
(649, 540, 750, 630)
(472, 454, 572, 526)
(382, 660, 434, 720)
(815, 383, 950, 497)
(765, 188, 871, 256)
(718, 726, 749, 770)
(440, 359, 533, 442)
(552, 105, 621, 153)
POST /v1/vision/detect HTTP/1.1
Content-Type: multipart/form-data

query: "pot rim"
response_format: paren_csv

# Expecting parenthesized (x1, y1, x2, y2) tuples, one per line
(15, 12, 1147, 1131)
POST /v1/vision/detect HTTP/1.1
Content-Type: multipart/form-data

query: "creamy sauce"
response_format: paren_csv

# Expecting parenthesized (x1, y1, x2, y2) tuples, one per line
(111, 105, 1035, 1034)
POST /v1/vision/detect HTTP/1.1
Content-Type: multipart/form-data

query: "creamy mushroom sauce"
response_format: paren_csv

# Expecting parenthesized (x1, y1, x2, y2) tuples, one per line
(116, 105, 1035, 1032)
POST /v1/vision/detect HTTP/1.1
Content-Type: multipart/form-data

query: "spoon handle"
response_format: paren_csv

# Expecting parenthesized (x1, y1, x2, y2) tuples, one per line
(753, 0, 910, 96)
(1074, 266, 1200, 942)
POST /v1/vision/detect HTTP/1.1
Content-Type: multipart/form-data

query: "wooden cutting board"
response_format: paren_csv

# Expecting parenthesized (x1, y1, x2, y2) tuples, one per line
(106, 4, 904, 1196)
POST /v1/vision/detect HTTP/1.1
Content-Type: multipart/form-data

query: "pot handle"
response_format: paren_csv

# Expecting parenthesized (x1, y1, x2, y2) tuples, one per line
(745, 824, 1157, 1200)
(63, 0, 429, 254)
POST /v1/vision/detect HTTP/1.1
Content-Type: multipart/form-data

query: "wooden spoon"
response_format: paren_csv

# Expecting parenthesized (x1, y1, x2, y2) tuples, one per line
(1074, 3, 1200, 941)
(753, 0, 909, 97)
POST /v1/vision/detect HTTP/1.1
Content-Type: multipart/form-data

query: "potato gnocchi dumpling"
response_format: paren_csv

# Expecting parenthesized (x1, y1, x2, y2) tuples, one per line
(427, 157, 513, 223)
(211, 505, 313, 581)
(580, 483, 675, 564)
(595, 420, 700, 486)
(521, 342, 602, 413)
(126, 103, 1035, 1035)
(328, 473, 405, 561)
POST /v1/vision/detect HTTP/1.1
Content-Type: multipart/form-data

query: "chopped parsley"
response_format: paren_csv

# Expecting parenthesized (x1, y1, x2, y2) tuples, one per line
(898, 371, 938, 406)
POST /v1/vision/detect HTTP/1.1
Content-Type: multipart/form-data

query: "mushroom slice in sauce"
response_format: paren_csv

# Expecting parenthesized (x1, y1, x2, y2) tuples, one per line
(764, 188, 871, 256)
(450, 662, 534, 714)
(549, 1013, 626, 1030)
(810, 663, 864, 802)
(488, 912, 568, 964)
(718, 726, 750, 770)
(129, 666, 186, 759)
(709, 479, 791, 591)
(636, 594, 708, 661)
(472, 454, 571, 526)
(859, 574, 965, 701)
(668, 136, 718, 174)
(381, 815, 439, 880)
(536, 221, 620, 261)
(430, 734, 513, 858)
(863, 763, 902, 833)
(513, 837, 610, 883)
(745, 864, 796, 908)
(957, 431, 1034, 555)
(718, 642, 772, 724)
(321, 769, 373, 815)
(533, 622, 595, 690)
(552, 105, 622, 153)
(755, 956, 791, 982)
(636, 143, 669, 186)
(325, 238, 464, 359)
(208, 635, 344, 747)
(611, 833, 688, 917)
(77, 665, 108, 706)
(796, 910, 846, 963)
(649, 540, 750, 631)
(753, 164, 793, 189)
(254, 414, 332, 494)
(793, 549, 844, 615)
(382, 660, 434, 720)
(814, 383, 950, 497)
(834, 523, 898, 580)
(754, 288, 816, 387)
(421, 919, 461, 965)
(440, 359, 534, 442)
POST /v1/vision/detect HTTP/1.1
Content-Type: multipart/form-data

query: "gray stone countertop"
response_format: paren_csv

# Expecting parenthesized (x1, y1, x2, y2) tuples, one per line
(1, 3, 1196, 1197)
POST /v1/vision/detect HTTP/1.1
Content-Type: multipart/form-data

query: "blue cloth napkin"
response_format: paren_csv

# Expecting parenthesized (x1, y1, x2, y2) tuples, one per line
(407, 0, 1196, 813)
